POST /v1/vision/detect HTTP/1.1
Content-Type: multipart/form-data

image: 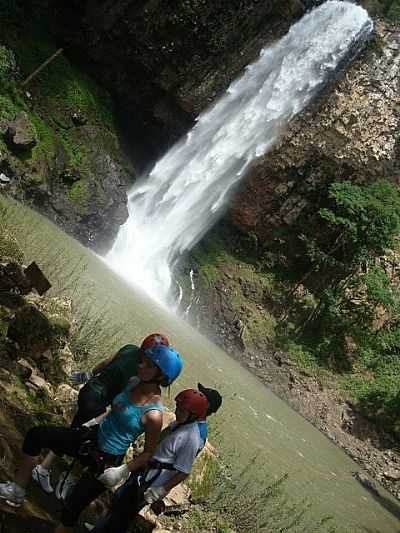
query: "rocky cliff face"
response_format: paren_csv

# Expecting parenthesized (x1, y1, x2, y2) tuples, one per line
(229, 22, 399, 255)
(50, 0, 310, 158)
(0, 1, 133, 252)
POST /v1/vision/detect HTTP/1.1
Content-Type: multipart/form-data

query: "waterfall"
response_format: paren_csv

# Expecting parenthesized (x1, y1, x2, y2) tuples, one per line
(106, 1, 372, 306)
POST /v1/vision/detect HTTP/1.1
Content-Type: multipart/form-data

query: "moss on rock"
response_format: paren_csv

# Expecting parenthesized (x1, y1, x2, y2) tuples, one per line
(67, 180, 89, 211)
(0, 3, 132, 249)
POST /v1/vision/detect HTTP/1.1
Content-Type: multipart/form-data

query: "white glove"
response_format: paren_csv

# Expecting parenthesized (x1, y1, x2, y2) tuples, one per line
(97, 464, 130, 488)
(82, 418, 98, 428)
(144, 485, 167, 504)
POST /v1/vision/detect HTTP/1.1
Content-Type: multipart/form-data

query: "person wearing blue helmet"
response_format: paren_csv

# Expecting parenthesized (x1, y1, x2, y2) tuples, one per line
(33, 333, 170, 497)
(0, 345, 183, 533)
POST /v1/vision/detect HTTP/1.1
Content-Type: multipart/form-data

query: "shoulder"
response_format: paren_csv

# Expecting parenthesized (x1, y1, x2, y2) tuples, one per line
(143, 408, 163, 429)
(176, 422, 202, 443)
(118, 344, 139, 354)
(116, 344, 140, 359)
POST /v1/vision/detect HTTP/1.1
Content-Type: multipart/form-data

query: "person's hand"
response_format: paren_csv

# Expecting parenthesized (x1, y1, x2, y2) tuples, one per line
(70, 371, 92, 385)
(144, 485, 167, 504)
(97, 464, 130, 488)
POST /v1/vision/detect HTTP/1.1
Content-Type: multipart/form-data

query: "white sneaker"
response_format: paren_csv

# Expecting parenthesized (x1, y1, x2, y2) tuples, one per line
(83, 523, 94, 531)
(0, 481, 25, 507)
(32, 465, 54, 494)
(55, 471, 77, 500)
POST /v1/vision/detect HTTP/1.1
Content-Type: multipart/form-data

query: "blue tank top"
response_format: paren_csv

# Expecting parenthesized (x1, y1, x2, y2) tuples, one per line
(97, 384, 163, 455)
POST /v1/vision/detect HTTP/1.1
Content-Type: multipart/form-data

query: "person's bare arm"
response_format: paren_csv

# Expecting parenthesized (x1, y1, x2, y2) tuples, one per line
(144, 471, 189, 503)
(126, 410, 163, 473)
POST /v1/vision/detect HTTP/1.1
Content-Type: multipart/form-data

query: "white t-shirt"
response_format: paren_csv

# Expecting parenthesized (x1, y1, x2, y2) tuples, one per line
(145, 421, 204, 488)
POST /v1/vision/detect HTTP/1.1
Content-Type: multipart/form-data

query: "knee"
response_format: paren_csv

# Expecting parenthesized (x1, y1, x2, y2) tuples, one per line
(22, 426, 45, 456)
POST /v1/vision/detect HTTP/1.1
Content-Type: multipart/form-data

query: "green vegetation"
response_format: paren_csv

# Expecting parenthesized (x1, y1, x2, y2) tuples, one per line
(0, 0, 126, 216)
(285, 180, 400, 431)
(0, 46, 17, 92)
(189, 180, 400, 437)
(189, 451, 222, 502)
(361, 0, 400, 21)
(67, 180, 89, 210)
(167, 457, 337, 532)
(0, 206, 24, 263)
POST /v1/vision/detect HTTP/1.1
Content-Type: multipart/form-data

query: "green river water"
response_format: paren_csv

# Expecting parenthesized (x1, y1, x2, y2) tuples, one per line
(2, 197, 400, 532)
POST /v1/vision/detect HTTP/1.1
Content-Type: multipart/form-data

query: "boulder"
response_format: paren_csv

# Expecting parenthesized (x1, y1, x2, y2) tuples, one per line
(16, 358, 34, 381)
(4, 111, 37, 153)
(57, 344, 74, 375)
(383, 468, 400, 481)
(54, 383, 78, 404)
(28, 373, 53, 396)
(7, 304, 53, 356)
(2, 262, 32, 294)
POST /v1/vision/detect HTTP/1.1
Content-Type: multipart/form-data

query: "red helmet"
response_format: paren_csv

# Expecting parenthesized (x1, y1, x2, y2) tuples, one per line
(175, 389, 209, 420)
(140, 333, 169, 353)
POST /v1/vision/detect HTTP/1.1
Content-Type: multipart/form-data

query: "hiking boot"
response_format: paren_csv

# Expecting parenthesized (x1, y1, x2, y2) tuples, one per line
(0, 481, 25, 507)
(32, 464, 54, 494)
(55, 471, 77, 500)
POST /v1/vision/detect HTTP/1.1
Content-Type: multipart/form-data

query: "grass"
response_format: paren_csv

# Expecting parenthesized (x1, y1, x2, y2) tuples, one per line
(166, 457, 338, 533)
(0, 207, 24, 262)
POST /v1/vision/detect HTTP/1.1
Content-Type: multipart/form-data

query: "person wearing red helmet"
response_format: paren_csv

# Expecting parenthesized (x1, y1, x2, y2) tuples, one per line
(0, 345, 184, 533)
(31, 334, 169, 497)
(90, 386, 222, 533)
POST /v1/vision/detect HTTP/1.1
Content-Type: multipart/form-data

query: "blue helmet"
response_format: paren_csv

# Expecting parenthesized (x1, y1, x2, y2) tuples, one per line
(145, 345, 183, 386)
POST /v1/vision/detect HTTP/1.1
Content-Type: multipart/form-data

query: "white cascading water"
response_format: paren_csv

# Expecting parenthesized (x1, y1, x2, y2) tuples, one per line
(106, 1, 372, 306)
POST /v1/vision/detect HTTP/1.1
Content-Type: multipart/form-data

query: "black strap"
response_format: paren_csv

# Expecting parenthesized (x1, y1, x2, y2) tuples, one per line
(147, 460, 176, 471)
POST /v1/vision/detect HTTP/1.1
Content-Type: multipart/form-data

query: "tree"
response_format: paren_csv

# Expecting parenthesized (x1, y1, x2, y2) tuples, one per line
(304, 179, 400, 278)
(298, 180, 400, 366)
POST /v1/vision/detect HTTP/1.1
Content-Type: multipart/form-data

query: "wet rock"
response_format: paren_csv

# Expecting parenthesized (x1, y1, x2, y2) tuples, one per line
(4, 111, 37, 153)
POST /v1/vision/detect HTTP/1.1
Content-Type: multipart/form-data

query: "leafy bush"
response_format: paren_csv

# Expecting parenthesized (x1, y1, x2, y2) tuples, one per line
(0, 46, 17, 90)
